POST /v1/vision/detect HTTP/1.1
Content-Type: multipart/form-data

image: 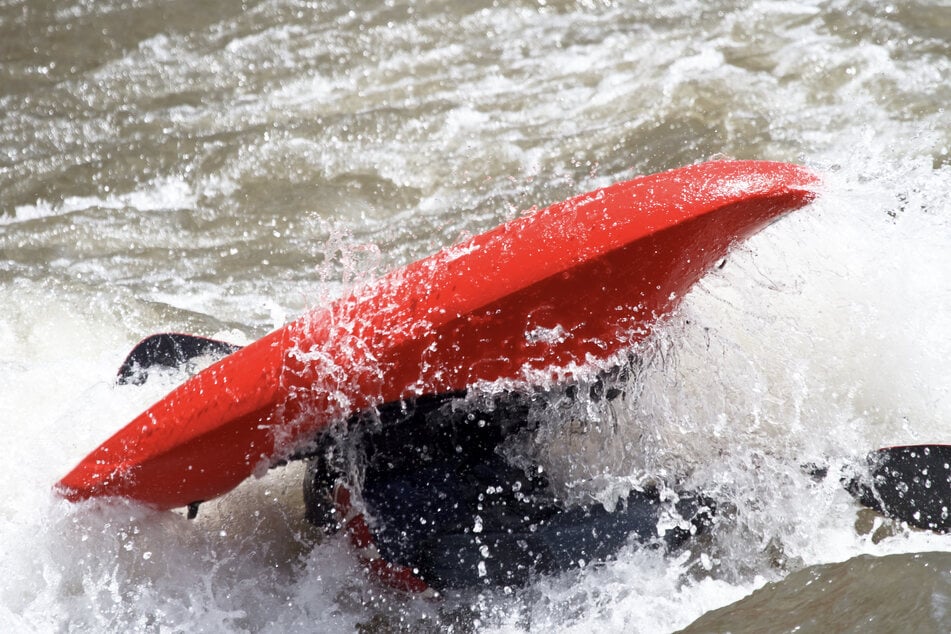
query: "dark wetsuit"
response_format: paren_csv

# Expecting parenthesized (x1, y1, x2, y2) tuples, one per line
(304, 389, 713, 590)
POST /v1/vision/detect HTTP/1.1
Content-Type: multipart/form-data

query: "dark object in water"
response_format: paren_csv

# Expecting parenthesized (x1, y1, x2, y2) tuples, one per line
(304, 391, 715, 591)
(844, 444, 951, 533)
(116, 333, 241, 385)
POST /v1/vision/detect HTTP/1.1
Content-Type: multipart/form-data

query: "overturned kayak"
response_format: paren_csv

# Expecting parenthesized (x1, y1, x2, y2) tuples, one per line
(57, 160, 819, 511)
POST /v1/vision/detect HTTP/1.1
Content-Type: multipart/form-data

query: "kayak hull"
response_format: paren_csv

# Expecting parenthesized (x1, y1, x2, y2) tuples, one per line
(57, 160, 819, 510)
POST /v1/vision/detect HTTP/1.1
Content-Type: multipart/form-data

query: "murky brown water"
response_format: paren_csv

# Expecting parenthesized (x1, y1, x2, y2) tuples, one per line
(2, 0, 950, 631)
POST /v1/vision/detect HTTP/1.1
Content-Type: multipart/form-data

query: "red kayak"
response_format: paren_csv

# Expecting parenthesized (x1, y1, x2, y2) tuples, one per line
(57, 160, 819, 511)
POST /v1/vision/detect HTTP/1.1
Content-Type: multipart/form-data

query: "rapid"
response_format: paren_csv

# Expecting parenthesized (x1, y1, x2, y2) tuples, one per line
(1, 0, 950, 631)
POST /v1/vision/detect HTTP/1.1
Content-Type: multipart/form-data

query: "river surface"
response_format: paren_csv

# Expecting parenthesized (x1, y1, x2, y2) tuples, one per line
(2, 0, 950, 632)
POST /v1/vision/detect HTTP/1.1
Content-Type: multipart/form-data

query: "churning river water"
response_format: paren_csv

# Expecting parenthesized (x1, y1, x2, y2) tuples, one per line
(2, 0, 950, 632)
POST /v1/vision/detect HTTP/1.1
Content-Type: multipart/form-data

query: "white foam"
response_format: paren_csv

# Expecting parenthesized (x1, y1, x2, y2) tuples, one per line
(7, 178, 198, 225)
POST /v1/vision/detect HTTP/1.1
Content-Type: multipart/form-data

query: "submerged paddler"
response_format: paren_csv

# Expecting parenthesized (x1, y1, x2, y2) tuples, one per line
(113, 334, 716, 594)
(106, 334, 951, 596)
(301, 363, 715, 594)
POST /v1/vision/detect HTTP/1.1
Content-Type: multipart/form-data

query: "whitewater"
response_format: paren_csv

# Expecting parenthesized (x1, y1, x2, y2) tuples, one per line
(2, 0, 950, 631)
